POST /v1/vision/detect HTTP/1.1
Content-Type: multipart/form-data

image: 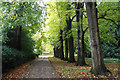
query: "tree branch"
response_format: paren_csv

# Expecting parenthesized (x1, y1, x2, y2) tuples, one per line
(83, 27, 88, 34)
(98, 8, 118, 20)
(71, 14, 76, 21)
(73, 21, 77, 22)
(98, 17, 119, 27)
(83, 14, 87, 18)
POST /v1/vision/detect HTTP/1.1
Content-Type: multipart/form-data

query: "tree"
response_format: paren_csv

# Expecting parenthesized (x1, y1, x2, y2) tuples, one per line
(97, 2, 120, 58)
(47, 2, 76, 62)
(66, 4, 76, 63)
(75, 2, 88, 66)
(86, 2, 110, 75)
(2, 2, 42, 51)
(59, 29, 64, 59)
(55, 2, 65, 60)
(64, 27, 69, 60)
(46, 2, 65, 59)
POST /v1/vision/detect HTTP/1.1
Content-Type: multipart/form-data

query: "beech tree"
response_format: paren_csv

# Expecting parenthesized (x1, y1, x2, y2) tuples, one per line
(47, 2, 76, 62)
(86, 2, 110, 75)
(64, 27, 68, 61)
(47, 2, 66, 59)
(75, 2, 88, 66)
(66, 4, 76, 63)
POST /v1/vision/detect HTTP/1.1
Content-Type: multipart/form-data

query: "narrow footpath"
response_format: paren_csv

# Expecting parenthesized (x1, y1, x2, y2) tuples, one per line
(23, 57, 59, 78)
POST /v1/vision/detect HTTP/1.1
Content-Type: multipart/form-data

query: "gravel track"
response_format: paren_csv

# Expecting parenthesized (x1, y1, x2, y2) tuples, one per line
(23, 57, 59, 78)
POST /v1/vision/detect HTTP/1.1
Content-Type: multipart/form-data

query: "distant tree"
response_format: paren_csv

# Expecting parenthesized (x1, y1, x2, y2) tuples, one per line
(64, 27, 69, 61)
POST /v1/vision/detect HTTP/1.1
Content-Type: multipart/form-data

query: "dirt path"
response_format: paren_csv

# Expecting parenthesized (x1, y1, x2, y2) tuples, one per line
(23, 57, 59, 78)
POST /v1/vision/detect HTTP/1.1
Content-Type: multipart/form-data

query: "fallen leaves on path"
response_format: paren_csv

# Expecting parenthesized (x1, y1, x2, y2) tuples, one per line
(48, 57, 119, 79)
(2, 57, 119, 79)
(2, 58, 38, 80)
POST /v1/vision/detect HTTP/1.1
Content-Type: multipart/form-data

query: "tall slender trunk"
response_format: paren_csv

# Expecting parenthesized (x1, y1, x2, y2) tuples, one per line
(56, 47, 59, 58)
(16, 3, 24, 51)
(58, 47, 61, 58)
(54, 47, 57, 57)
(55, 46, 59, 58)
(64, 29, 68, 60)
(66, 19, 75, 63)
(79, 8, 86, 65)
(64, 4, 75, 63)
(86, 2, 110, 75)
(75, 2, 86, 66)
(60, 29, 64, 59)
(16, 26, 22, 51)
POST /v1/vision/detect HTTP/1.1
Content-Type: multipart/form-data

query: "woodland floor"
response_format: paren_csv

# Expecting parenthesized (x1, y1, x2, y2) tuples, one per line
(49, 57, 120, 79)
(2, 54, 120, 80)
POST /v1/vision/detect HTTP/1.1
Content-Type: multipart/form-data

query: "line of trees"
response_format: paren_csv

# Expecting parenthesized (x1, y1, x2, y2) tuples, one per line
(1, 2, 45, 72)
(1, 1, 119, 76)
(47, 1, 119, 75)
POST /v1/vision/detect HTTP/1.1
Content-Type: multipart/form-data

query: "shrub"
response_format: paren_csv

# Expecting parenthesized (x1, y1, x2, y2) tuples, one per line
(101, 42, 120, 58)
(2, 45, 36, 73)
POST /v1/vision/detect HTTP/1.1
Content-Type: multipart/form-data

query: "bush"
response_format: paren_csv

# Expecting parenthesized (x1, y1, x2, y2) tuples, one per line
(101, 42, 120, 58)
(2, 45, 36, 73)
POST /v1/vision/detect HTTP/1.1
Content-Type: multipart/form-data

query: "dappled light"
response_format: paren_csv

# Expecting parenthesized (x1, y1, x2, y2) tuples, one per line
(1, 1, 119, 80)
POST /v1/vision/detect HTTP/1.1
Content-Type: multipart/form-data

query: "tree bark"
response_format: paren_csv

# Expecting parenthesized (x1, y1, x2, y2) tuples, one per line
(64, 28, 68, 61)
(64, 4, 75, 63)
(58, 47, 61, 58)
(86, 2, 110, 75)
(60, 29, 64, 59)
(56, 46, 59, 58)
(16, 26, 22, 51)
(66, 18, 75, 63)
(54, 47, 57, 57)
(75, 2, 86, 66)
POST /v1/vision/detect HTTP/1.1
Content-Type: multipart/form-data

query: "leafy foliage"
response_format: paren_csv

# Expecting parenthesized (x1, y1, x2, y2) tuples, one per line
(1, 2, 43, 43)
(21, 30, 35, 53)
(2, 46, 36, 72)
(1, 1, 43, 73)
(102, 41, 120, 58)
(97, 2, 120, 58)
(1, 1, 120, 77)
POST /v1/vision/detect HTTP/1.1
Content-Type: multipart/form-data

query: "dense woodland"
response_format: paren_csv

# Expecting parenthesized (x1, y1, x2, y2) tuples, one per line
(1, 1, 120, 77)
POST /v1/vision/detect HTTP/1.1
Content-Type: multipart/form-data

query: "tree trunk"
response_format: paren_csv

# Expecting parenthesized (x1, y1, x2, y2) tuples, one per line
(57, 47, 59, 58)
(54, 47, 57, 57)
(66, 19, 75, 63)
(86, 2, 110, 75)
(55, 47, 59, 58)
(16, 3, 24, 51)
(16, 26, 22, 51)
(60, 29, 64, 59)
(58, 47, 61, 58)
(65, 4, 75, 63)
(64, 28, 68, 61)
(75, 2, 86, 66)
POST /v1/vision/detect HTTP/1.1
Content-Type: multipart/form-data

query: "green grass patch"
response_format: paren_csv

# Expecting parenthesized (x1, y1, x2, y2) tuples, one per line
(86, 58, 119, 63)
